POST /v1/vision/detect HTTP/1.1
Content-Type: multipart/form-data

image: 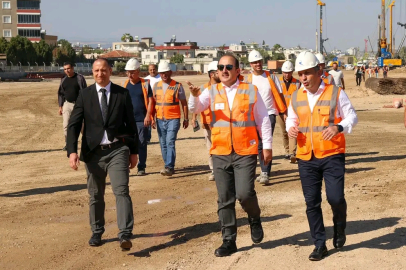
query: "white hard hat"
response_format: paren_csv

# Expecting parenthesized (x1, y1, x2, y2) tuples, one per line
(158, 61, 171, 73)
(281, 61, 294, 72)
(315, 53, 325, 64)
(125, 58, 140, 71)
(248, 50, 263, 63)
(208, 61, 218, 72)
(295, 51, 319, 72)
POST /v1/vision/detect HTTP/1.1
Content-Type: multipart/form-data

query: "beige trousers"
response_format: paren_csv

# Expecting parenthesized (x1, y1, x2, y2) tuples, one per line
(62, 101, 75, 138)
(276, 114, 297, 155)
(203, 128, 213, 170)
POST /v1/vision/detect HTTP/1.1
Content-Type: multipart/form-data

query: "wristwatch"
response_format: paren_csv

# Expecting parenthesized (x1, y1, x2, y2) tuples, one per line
(335, 125, 344, 133)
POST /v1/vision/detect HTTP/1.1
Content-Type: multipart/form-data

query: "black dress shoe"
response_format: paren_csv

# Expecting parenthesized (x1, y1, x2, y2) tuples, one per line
(333, 225, 346, 248)
(249, 217, 264, 244)
(120, 236, 132, 251)
(309, 246, 328, 261)
(214, 240, 237, 257)
(62, 146, 67, 151)
(88, 233, 102, 246)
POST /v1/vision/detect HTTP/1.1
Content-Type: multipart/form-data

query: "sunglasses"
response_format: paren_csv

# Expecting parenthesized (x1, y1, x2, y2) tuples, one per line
(217, 64, 234, 71)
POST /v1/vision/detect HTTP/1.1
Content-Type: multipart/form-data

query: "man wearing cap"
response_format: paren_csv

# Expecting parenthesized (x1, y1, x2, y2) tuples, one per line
(287, 51, 358, 261)
(277, 61, 301, 163)
(123, 58, 155, 176)
(315, 53, 335, 86)
(245, 50, 287, 185)
(153, 61, 189, 176)
(189, 61, 221, 181)
(189, 53, 273, 257)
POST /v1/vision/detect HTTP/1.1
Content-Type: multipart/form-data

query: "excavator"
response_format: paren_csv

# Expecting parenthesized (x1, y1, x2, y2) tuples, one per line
(377, 0, 402, 67)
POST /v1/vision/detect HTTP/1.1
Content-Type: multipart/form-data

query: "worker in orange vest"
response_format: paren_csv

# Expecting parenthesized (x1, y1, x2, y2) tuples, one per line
(287, 52, 358, 261)
(123, 58, 155, 176)
(315, 53, 335, 86)
(277, 61, 301, 163)
(153, 61, 189, 176)
(189, 61, 221, 181)
(188, 54, 273, 257)
(245, 50, 286, 185)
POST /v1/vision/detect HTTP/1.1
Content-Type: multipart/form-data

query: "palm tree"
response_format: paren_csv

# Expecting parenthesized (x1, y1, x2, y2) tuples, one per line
(121, 33, 134, 42)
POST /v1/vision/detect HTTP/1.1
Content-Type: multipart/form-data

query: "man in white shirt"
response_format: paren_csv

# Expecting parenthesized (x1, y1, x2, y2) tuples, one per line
(286, 52, 358, 261)
(328, 62, 345, 89)
(245, 50, 287, 185)
(188, 54, 273, 257)
(144, 64, 161, 142)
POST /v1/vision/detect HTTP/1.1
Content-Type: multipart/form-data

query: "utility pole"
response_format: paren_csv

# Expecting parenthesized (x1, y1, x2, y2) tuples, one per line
(316, 30, 318, 53)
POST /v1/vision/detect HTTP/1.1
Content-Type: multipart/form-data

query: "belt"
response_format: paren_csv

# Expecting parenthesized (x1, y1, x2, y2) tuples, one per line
(98, 141, 121, 150)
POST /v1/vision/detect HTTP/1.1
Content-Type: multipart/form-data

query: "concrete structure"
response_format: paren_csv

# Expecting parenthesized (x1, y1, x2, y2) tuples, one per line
(227, 42, 248, 58)
(141, 50, 163, 65)
(346, 47, 357, 56)
(195, 47, 224, 59)
(283, 46, 313, 61)
(154, 35, 199, 60)
(112, 40, 149, 53)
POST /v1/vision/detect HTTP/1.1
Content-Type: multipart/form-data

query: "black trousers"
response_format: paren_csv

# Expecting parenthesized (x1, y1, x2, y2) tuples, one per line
(258, 114, 276, 174)
(212, 152, 260, 241)
(356, 75, 362, 86)
(298, 153, 347, 247)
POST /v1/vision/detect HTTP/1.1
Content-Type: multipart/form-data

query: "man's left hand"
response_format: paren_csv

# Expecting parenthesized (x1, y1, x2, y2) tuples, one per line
(183, 120, 189, 129)
(129, 154, 138, 169)
(144, 114, 151, 127)
(262, 149, 273, 165)
(322, 126, 339, 141)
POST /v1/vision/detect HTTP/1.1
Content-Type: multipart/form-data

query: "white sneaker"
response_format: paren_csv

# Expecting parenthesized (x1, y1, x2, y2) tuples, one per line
(259, 172, 269, 185)
(208, 172, 215, 181)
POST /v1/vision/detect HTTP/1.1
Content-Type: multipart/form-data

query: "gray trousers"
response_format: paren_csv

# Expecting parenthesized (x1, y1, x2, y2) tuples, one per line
(212, 152, 260, 241)
(85, 143, 134, 239)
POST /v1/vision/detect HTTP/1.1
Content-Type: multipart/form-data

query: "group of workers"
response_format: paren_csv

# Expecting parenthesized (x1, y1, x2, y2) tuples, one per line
(59, 49, 358, 261)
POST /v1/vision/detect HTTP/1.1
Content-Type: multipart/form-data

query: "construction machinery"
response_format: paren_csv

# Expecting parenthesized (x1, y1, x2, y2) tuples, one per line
(378, 0, 402, 67)
(317, 0, 328, 54)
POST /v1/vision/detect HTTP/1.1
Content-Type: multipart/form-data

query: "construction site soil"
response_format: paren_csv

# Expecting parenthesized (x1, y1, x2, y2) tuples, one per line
(0, 70, 405, 269)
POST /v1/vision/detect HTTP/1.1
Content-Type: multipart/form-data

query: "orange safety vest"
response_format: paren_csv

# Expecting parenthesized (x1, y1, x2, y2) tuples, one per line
(153, 80, 181, 120)
(123, 78, 149, 109)
(199, 82, 211, 129)
(291, 84, 345, 161)
(279, 77, 301, 107)
(238, 74, 245, 82)
(322, 71, 334, 85)
(209, 82, 259, 156)
(246, 71, 287, 113)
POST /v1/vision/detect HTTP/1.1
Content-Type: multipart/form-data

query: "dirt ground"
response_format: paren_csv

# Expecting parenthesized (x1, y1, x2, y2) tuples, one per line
(0, 70, 406, 270)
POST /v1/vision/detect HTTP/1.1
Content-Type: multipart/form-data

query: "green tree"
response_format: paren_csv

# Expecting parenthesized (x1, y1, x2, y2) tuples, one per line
(398, 47, 406, 63)
(272, 44, 282, 51)
(170, 54, 184, 63)
(121, 33, 134, 42)
(325, 53, 336, 63)
(271, 53, 285, 60)
(0, 37, 9, 53)
(33, 40, 53, 64)
(6, 36, 36, 65)
(239, 56, 249, 66)
(75, 51, 86, 63)
(53, 39, 76, 65)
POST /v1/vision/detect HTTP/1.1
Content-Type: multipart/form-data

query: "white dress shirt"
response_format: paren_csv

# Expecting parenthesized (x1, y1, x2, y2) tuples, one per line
(251, 72, 279, 115)
(95, 82, 118, 145)
(188, 79, 273, 149)
(286, 81, 358, 134)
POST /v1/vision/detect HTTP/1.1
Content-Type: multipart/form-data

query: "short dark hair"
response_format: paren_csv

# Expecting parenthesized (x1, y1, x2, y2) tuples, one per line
(219, 53, 239, 69)
(93, 58, 110, 67)
(148, 64, 158, 69)
(63, 62, 73, 68)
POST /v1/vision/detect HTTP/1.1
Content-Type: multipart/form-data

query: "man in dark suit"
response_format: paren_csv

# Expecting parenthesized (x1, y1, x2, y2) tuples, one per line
(67, 58, 139, 251)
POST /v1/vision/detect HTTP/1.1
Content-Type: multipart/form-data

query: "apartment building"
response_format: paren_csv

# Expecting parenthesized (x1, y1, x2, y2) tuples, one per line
(1, 0, 42, 42)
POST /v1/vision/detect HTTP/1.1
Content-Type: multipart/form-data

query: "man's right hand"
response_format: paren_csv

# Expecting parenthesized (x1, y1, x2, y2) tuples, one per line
(186, 81, 201, 97)
(69, 153, 80, 170)
(262, 149, 273, 165)
(58, 107, 63, 115)
(288, 126, 299, 139)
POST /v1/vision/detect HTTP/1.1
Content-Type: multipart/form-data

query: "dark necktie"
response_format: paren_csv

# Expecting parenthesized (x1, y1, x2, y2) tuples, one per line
(100, 88, 108, 124)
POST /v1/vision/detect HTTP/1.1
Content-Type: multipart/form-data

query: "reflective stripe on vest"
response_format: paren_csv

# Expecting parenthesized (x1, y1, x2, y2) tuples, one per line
(291, 85, 345, 160)
(208, 82, 258, 155)
(153, 80, 181, 119)
(279, 77, 300, 107)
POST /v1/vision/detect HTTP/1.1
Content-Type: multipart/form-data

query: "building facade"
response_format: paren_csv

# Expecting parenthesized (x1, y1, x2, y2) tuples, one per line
(154, 36, 199, 60)
(1, 0, 44, 42)
(141, 50, 163, 65)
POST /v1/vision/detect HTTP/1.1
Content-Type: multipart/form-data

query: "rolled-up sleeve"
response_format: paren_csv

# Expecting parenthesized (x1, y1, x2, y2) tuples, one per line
(285, 103, 299, 132)
(188, 88, 210, 113)
(337, 90, 358, 134)
(254, 91, 273, 149)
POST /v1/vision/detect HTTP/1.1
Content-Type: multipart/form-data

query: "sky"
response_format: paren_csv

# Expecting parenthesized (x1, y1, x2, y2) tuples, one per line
(41, 0, 406, 52)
